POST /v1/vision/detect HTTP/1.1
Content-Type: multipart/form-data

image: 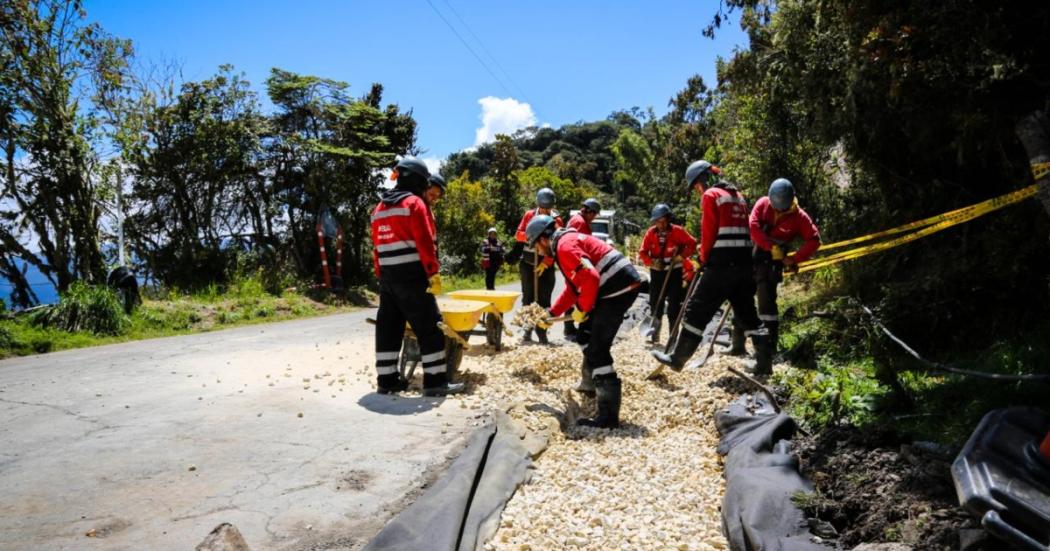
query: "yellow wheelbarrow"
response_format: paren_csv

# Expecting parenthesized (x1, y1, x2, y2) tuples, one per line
(396, 298, 489, 381)
(447, 289, 521, 351)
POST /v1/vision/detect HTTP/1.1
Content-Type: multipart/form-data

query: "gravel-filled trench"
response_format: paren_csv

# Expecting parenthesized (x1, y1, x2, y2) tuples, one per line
(451, 329, 752, 550)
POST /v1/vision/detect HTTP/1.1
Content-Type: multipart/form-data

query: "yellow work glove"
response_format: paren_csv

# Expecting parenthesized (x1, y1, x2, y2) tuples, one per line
(571, 309, 589, 324)
(672, 254, 684, 264)
(426, 274, 442, 294)
(771, 245, 786, 261)
(536, 310, 554, 330)
(534, 262, 549, 275)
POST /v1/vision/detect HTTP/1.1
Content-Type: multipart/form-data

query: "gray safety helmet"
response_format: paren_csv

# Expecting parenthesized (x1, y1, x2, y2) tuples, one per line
(428, 174, 447, 192)
(650, 203, 672, 222)
(684, 160, 719, 190)
(536, 187, 556, 209)
(487, 227, 498, 235)
(525, 214, 557, 246)
(395, 156, 430, 179)
(582, 198, 601, 213)
(768, 178, 796, 211)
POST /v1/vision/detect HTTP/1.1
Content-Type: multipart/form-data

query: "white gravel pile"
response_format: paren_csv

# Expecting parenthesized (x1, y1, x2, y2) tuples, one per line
(454, 332, 750, 550)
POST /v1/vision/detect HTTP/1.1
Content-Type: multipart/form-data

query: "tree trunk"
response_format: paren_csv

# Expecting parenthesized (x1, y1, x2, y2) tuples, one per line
(1015, 109, 1050, 220)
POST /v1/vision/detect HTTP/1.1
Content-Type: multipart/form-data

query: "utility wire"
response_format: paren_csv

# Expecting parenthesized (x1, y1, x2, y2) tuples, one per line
(440, 0, 533, 106)
(856, 301, 1050, 383)
(424, 0, 516, 99)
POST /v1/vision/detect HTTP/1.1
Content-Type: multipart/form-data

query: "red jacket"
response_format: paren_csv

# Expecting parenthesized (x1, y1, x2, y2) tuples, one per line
(699, 183, 752, 266)
(370, 190, 439, 280)
(639, 224, 697, 269)
(567, 213, 591, 235)
(515, 208, 562, 265)
(749, 196, 821, 262)
(549, 230, 638, 316)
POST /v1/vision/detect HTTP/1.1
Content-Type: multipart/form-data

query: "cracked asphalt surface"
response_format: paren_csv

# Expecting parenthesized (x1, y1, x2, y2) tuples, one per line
(0, 307, 482, 550)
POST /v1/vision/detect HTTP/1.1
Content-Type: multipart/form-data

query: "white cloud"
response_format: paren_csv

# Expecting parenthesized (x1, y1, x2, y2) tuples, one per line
(422, 157, 444, 176)
(474, 96, 537, 146)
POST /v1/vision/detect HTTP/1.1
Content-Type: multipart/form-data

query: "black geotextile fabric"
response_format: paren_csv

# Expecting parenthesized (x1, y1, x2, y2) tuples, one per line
(715, 395, 830, 551)
(363, 412, 533, 551)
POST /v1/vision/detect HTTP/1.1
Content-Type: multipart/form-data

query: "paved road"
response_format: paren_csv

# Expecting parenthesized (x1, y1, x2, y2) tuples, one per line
(0, 306, 485, 550)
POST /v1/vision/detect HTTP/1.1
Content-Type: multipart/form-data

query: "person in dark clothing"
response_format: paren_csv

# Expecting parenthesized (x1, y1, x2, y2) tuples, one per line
(480, 227, 505, 290)
(651, 160, 772, 374)
(370, 157, 463, 396)
(505, 188, 561, 344)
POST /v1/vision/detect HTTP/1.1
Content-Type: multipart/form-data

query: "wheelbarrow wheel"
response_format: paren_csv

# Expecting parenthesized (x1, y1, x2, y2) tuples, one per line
(485, 313, 503, 351)
(400, 335, 421, 381)
(444, 336, 465, 380)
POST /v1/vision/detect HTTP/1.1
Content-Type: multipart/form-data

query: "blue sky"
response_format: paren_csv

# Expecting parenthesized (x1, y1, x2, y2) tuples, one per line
(84, 0, 748, 167)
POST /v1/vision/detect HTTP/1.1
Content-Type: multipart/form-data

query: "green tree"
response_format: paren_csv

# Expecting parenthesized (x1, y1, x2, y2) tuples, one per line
(119, 65, 267, 288)
(434, 174, 497, 273)
(0, 0, 132, 306)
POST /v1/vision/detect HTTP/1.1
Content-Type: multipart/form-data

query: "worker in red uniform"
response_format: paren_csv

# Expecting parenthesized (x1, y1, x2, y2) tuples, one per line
(480, 227, 505, 290)
(638, 203, 697, 343)
(562, 197, 600, 340)
(527, 215, 641, 428)
(505, 188, 562, 344)
(726, 178, 820, 355)
(652, 160, 772, 374)
(370, 157, 463, 396)
(568, 198, 601, 235)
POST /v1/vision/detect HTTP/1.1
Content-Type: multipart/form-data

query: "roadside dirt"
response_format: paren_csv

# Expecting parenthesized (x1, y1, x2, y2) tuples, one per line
(794, 425, 995, 550)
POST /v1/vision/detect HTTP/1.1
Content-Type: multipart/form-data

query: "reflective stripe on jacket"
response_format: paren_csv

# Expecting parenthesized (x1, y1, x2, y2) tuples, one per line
(371, 191, 438, 281)
(700, 183, 752, 266)
(549, 230, 639, 316)
(639, 224, 697, 270)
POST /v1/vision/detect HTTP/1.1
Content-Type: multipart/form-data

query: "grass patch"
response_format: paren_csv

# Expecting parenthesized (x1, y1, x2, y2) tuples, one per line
(774, 275, 1048, 446)
(0, 274, 355, 359)
(442, 269, 518, 293)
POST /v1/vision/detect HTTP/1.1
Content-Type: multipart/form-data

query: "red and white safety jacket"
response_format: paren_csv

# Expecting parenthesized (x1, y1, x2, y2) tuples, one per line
(749, 196, 821, 262)
(567, 213, 591, 235)
(549, 230, 640, 316)
(515, 208, 562, 266)
(370, 189, 439, 281)
(699, 182, 752, 266)
(639, 224, 697, 271)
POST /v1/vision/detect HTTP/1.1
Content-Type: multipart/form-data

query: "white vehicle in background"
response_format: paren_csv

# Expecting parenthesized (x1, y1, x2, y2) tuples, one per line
(570, 209, 617, 244)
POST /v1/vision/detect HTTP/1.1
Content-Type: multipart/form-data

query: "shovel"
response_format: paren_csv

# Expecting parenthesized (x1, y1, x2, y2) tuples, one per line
(646, 273, 701, 380)
(685, 304, 731, 370)
(639, 265, 673, 341)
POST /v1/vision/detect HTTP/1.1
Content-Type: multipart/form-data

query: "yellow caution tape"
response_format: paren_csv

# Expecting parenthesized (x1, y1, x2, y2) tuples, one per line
(792, 181, 1041, 275)
(1034, 161, 1050, 181)
(820, 163, 1050, 252)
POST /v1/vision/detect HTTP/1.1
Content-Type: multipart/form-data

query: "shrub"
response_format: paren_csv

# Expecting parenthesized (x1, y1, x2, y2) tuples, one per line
(29, 282, 128, 335)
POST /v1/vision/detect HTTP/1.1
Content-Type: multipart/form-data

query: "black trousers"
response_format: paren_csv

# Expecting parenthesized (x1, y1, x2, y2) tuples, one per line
(374, 278, 448, 387)
(732, 261, 781, 334)
(649, 267, 685, 328)
(575, 288, 640, 379)
(485, 267, 499, 290)
(519, 260, 555, 334)
(681, 264, 762, 339)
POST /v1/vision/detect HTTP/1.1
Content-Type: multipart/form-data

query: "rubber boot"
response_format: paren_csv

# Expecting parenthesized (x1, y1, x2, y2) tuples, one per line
(422, 373, 465, 396)
(650, 329, 703, 371)
(376, 373, 408, 395)
(564, 320, 578, 343)
(749, 332, 773, 376)
(522, 328, 533, 342)
(650, 318, 662, 344)
(536, 327, 549, 345)
(768, 322, 780, 355)
(574, 359, 595, 396)
(576, 376, 621, 428)
(727, 324, 747, 356)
